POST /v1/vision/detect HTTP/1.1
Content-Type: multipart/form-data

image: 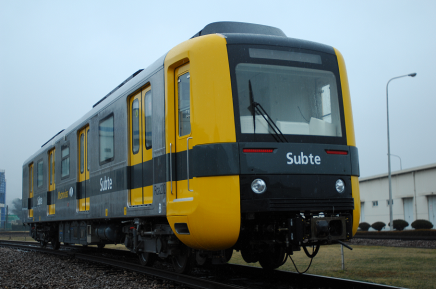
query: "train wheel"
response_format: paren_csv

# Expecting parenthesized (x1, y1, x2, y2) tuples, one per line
(51, 239, 60, 250)
(172, 245, 193, 274)
(139, 252, 156, 267)
(258, 246, 286, 270)
(40, 240, 47, 248)
(195, 251, 209, 266)
(240, 248, 259, 263)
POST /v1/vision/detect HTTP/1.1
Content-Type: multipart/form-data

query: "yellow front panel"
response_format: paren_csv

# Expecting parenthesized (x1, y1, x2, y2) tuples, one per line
(334, 48, 356, 147)
(351, 176, 361, 236)
(165, 34, 240, 250)
(167, 176, 241, 250)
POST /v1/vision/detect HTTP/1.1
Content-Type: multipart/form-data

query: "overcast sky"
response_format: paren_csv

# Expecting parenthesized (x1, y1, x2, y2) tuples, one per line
(1, 1, 435, 205)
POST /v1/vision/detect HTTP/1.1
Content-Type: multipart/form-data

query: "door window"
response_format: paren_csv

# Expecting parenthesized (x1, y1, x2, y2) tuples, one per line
(178, 72, 191, 136)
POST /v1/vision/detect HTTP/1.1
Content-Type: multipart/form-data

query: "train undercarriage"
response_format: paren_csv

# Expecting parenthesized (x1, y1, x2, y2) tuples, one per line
(28, 210, 353, 273)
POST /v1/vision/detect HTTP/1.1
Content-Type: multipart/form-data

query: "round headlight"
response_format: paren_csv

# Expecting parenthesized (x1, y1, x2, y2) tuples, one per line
(251, 179, 267, 194)
(335, 179, 345, 193)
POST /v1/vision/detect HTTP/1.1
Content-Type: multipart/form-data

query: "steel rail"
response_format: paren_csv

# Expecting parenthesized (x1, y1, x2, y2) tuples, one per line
(75, 253, 246, 289)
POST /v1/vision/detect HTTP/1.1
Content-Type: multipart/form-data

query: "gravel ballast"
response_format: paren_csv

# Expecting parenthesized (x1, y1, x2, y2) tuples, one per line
(0, 247, 184, 289)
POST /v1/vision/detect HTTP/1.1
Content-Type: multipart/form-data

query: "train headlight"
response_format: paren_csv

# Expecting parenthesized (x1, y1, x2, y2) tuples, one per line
(251, 179, 266, 194)
(335, 179, 345, 193)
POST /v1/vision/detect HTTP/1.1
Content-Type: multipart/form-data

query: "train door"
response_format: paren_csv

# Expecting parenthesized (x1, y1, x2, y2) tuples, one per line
(174, 63, 194, 201)
(142, 87, 153, 204)
(78, 126, 90, 211)
(129, 86, 153, 206)
(48, 148, 56, 215)
(28, 163, 34, 218)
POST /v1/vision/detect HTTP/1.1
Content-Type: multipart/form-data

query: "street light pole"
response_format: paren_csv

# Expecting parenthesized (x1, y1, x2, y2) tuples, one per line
(387, 73, 416, 231)
(388, 154, 402, 170)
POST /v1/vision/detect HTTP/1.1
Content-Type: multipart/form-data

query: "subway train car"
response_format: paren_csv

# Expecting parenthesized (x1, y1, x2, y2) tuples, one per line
(22, 22, 360, 273)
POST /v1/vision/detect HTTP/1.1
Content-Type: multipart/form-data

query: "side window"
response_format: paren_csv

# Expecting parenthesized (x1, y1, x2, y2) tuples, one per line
(37, 160, 43, 188)
(61, 145, 70, 178)
(132, 99, 140, 154)
(144, 90, 152, 149)
(99, 114, 114, 164)
(178, 72, 191, 136)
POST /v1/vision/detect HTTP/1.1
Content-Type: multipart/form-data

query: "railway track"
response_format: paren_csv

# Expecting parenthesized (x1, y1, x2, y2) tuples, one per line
(0, 240, 403, 289)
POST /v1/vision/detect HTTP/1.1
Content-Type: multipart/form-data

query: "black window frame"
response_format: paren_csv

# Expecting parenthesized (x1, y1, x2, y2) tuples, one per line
(60, 143, 70, 179)
(99, 113, 115, 165)
(227, 44, 347, 145)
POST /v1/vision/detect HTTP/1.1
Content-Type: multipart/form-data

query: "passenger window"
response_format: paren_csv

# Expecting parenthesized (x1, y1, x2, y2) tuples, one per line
(61, 145, 70, 178)
(99, 115, 114, 164)
(144, 90, 152, 149)
(37, 160, 43, 188)
(178, 73, 191, 136)
(132, 99, 140, 154)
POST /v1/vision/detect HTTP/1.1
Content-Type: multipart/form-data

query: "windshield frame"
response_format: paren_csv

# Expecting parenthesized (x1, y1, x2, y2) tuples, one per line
(227, 44, 347, 145)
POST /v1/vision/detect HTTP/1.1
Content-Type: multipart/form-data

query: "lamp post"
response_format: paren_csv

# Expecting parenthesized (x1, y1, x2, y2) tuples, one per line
(388, 154, 402, 170)
(387, 73, 416, 231)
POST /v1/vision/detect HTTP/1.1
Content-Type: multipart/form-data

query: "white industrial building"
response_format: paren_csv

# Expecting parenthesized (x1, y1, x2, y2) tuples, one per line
(359, 163, 436, 229)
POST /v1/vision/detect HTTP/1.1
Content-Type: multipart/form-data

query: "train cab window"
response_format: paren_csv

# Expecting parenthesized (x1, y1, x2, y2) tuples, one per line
(61, 145, 70, 178)
(132, 99, 140, 154)
(99, 115, 114, 164)
(144, 90, 152, 149)
(37, 160, 43, 188)
(178, 73, 191, 136)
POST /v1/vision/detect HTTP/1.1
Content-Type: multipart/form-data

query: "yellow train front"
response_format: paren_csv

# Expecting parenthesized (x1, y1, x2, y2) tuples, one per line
(165, 22, 360, 270)
(22, 22, 359, 273)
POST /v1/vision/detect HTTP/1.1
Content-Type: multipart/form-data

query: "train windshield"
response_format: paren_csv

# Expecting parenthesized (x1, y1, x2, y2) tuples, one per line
(230, 46, 345, 144)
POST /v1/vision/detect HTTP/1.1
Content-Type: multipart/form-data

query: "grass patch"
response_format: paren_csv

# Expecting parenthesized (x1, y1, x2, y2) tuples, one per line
(229, 245, 436, 289)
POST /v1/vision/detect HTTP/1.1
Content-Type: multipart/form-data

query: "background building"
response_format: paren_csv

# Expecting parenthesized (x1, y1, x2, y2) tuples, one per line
(0, 170, 6, 228)
(359, 163, 436, 229)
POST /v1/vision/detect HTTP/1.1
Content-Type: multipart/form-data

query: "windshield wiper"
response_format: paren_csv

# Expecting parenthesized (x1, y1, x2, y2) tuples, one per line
(248, 80, 288, 143)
